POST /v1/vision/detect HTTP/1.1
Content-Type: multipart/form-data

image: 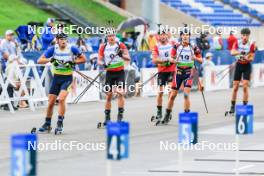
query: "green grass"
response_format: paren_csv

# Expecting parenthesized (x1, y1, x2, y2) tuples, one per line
(0, 0, 55, 35)
(44, 0, 126, 27)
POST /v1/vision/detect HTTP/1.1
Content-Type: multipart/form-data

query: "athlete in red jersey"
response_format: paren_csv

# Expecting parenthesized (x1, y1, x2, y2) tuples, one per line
(227, 28, 256, 115)
(151, 29, 176, 121)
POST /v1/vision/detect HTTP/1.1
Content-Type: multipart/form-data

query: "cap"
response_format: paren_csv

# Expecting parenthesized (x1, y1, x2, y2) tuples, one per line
(5, 30, 14, 36)
(205, 52, 213, 58)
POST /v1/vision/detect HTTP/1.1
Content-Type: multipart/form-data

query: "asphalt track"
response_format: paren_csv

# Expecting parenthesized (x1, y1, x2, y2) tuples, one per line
(0, 87, 264, 176)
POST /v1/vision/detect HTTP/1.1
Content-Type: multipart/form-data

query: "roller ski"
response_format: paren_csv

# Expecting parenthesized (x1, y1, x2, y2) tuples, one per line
(31, 120, 52, 134)
(97, 119, 110, 129)
(151, 107, 163, 122)
(97, 110, 111, 129)
(54, 117, 64, 135)
(225, 105, 235, 117)
(155, 113, 172, 126)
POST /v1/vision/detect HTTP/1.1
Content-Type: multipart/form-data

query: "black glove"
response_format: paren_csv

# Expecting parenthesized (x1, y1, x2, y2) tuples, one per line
(64, 61, 75, 68)
(240, 51, 246, 55)
(103, 63, 109, 69)
(50, 58, 59, 67)
(164, 61, 171, 67)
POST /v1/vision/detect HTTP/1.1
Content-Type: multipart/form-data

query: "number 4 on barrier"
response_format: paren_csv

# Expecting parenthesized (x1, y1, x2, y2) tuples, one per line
(107, 122, 129, 160)
(236, 105, 253, 135)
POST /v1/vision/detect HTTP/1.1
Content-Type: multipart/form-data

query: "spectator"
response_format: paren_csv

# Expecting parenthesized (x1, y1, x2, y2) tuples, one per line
(86, 53, 98, 71)
(213, 29, 223, 50)
(76, 37, 92, 52)
(139, 24, 150, 51)
(5, 55, 28, 109)
(196, 32, 210, 57)
(1, 30, 25, 72)
(41, 18, 55, 50)
(15, 25, 35, 51)
(120, 32, 134, 51)
(201, 52, 215, 77)
(147, 30, 158, 51)
(227, 31, 238, 51)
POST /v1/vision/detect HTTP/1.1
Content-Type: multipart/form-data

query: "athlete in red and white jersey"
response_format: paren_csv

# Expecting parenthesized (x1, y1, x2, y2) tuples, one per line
(151, 29, 176, 121)
(227, 28, 256, 115)
(157, 27, 203, 125)
(98, 29, 130, 125)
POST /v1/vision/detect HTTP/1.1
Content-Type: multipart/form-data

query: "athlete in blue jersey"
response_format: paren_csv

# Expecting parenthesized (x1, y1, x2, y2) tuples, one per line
(37, 33, 86, 134)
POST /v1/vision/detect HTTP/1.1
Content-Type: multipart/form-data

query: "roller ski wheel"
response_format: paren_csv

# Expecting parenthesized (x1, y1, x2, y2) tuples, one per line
(54, 120, 63, 135)
(225, 111, 235, 117)
(97, 122, 106, 129)
(97, 120, 110, 129)
(31, 127, 37, 134)
(54, 127, 62, 135)
(155, 114, 172, 126)
(155, 120, 162, 126)
(151, 115, 155, 122)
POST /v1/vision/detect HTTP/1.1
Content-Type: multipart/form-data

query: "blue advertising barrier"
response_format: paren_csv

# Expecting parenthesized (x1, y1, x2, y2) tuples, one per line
(11, 134, 37, 176)
(106, 121, 129, 160)
(236, 105, 254, 135)
(179, 112, 198, 144)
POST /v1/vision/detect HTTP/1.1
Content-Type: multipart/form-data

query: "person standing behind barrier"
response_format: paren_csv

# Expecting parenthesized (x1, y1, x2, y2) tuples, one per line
(5, 55, 28, 109)
(201, 52, 215, 77)
(97, 29, 130, 126)
(151, 29, 176, 122)
(37, 33, 86, 133)
(213, 29, 223, 51)
(1, 30, 25, 72)
(227, 28, 256, 115)
(41, 18, 55, 50)
(227, 31, 237, 51)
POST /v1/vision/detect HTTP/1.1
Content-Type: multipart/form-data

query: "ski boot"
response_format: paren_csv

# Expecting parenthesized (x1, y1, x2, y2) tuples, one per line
(225, 105, 235, 117)
(117, 113, 123, 122)
(54, 118, 63, 135)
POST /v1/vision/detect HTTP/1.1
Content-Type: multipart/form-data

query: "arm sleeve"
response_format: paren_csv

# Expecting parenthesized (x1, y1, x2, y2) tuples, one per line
(44, 46, 55, 58)
(152, 45, 159, 58)
(250, 43, 256, 53)
(98, 44, 105, 58)
(119, 42, 127, 50)
(71, 46, 82, 57)
(171, 45, 176, 58)
(232, 40, 238, 50)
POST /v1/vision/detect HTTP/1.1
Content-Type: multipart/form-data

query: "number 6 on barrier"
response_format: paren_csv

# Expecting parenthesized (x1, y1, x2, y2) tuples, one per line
(107, 122, 129, 160)
(236, 105, 253, 134)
